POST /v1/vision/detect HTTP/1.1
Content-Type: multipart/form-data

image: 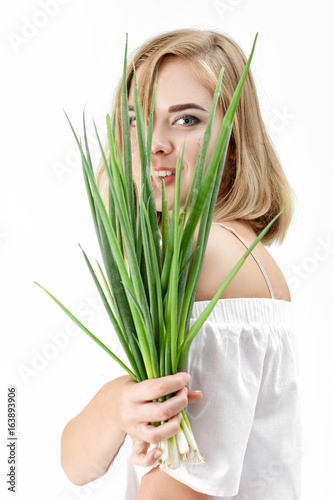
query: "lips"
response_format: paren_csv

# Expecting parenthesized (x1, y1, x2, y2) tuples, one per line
(151, 170, 176, 187)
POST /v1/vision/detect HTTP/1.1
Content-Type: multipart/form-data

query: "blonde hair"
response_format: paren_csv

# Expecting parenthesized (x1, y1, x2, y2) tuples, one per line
(96, 28, 295, 246)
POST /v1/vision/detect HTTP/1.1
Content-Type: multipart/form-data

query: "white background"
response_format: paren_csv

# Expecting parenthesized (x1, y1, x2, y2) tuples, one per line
(1, 0, 333, 498)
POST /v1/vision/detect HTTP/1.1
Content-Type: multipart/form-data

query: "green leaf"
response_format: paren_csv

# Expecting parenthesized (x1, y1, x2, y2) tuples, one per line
(79, 244, 143, 380)
(177, 203, 284, 370)
(121, 34, 136, 239)
(161, 179, 169, 260)
(34, 281, 138, 380)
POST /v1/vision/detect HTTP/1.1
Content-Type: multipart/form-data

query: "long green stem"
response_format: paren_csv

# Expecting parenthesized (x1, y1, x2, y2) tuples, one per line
(34, 282, 138, 380)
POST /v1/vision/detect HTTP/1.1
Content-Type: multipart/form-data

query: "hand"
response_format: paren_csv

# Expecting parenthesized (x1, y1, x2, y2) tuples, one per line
(113, 372, 202, 467)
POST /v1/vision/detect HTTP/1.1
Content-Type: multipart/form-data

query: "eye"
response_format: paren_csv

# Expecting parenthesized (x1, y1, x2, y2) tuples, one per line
(174, 115, 200, 127)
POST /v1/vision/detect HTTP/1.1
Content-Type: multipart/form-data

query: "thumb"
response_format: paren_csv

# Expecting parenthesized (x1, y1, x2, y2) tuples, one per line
(131, 439, 162, 468)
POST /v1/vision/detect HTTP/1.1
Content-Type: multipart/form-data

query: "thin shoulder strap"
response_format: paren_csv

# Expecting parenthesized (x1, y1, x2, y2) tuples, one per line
(213, 223, 275, 299)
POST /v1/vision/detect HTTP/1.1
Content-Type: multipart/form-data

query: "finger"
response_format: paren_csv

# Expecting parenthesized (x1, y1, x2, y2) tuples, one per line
(133, 372, 191, 403)
(139, 413, 183, 444)
(136, 388, 203, 423)
(188, 390, 203, 405)
(131, 440, 162, 467)
(138, 387, 189, 423)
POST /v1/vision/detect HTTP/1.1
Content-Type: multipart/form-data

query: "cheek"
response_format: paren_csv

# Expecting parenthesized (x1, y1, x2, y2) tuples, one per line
(184, 134, 205, 170)
(130, 129, 138, 154)
(129, 133, 140, 180)
(205, 125, 222, 165)
(206, 142, 215, 164)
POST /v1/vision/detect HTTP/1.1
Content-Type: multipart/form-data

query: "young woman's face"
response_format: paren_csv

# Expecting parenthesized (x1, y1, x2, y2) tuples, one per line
(128, 57, 223, 213)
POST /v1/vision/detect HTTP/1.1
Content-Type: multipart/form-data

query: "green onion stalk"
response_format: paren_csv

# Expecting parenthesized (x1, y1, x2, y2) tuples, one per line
(35, 32, 285, 470)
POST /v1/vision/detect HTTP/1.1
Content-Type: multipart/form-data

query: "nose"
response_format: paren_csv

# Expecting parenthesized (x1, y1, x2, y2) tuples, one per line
(151, 122, 174, 156)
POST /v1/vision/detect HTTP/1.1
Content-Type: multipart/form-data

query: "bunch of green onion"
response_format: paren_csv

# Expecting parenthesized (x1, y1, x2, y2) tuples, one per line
(35, 33, 285, 470)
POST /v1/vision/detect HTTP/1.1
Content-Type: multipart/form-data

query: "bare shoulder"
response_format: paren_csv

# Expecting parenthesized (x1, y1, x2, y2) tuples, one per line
(194, 219, 291, 302)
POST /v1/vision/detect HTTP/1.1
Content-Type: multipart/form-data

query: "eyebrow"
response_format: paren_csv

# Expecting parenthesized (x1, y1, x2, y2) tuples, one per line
(168, 103, 208, 113)
(128, 103, 208, 113)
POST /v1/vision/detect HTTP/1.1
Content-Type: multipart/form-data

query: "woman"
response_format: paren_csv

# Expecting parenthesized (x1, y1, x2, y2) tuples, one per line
(61, 28, 301, 499)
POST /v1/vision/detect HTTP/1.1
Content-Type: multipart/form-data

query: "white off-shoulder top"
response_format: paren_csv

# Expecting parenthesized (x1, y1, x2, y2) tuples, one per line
(104, 225, 302, 499)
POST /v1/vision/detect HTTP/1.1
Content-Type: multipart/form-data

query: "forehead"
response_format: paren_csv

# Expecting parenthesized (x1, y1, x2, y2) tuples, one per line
(128, 57, 213, 107)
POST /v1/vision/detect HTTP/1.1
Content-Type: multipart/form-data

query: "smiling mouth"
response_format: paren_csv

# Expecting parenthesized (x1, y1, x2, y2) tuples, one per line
(154, 170, 176, 178)
(151, 171, 176, 186)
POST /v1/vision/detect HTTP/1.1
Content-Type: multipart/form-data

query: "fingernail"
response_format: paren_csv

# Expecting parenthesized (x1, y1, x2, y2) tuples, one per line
(178, 413, 183, 421)
(184, 387, 188, 394)
(154, 450, 162, 459)
(192, 390, 202, 393)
